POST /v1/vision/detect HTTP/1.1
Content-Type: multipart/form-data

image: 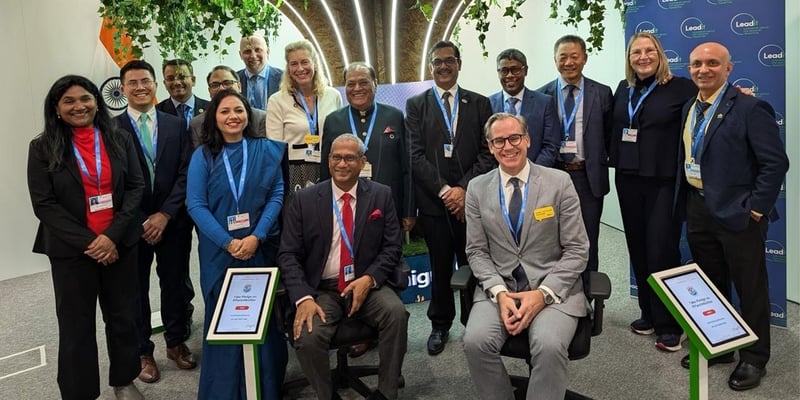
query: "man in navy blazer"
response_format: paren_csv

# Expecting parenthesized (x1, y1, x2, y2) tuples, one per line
(675, 42, 789, 391)
(489, 48, 560, 167)
(537, 35, 613, 283)
(155, 59, 209, 132)
(279, 134, 408, 400)
(238, 34, 283, 110)
(117, 60, 196, 384)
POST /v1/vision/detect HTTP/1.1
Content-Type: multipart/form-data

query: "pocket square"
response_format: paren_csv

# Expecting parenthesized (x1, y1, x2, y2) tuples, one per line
(383, 126, 395, 134)
(368, 209, 383, 221)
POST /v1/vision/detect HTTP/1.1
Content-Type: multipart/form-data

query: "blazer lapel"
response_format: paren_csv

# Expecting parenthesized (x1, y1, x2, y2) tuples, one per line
(489, 171, 519, 246)
(64, 153, 83, 186)
(428, 89, 451, 143)
(353, 180, 370, 253)
(581, 81, 596, 129)
(702, 85, 736, 151)
(318, 183, 334, 260)
(518, 161, 541, 247)
(154, 111, 167, 165)
(521, 88, 535, 121)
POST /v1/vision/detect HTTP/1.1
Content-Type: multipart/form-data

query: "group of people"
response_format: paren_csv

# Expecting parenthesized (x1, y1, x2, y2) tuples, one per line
(27, 30, 787, 400)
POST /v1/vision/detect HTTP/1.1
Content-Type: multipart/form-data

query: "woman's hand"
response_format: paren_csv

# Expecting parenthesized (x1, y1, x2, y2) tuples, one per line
(85, 234, 118, 265)
(231, 235, 260, 261)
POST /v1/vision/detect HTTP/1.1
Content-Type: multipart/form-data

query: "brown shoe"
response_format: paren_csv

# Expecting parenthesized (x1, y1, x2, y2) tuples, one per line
(349, 340, 377, 358)
(166, 343, 197, 369)
(138, 355, 160, 383)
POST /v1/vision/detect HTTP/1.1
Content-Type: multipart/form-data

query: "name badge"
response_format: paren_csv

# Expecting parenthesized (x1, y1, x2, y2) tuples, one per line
(443, 143, 453, 158)
(622, 128, 638, 143)
(227, 212, 251, 231)
(304, 148, 321, 163)
(560, 140, 578, 154)
(685, 162, 702, 180)
(360, 161, 373, 179)
(343, 264, 355, 282)
(88, 193, 113, 213)
(533, 206, 555, 221)
(303, 134, 321, 145)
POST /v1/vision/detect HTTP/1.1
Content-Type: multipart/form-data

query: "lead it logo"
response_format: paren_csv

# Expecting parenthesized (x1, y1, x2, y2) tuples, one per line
(680, 17, 714, 39)
(730, 13, 768, 36)
(658, 0, 690, 9)
(764, 239, 786, 263)
(758, 44, 785, 67)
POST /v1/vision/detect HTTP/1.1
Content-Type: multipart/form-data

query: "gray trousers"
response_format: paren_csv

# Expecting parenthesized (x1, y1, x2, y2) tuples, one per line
(463, 300, 578, 400)
(294, 284, 409, 399)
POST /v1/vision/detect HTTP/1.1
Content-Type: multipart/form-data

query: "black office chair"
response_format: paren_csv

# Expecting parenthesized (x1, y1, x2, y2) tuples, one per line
(451, 266, 611, 400)
(280, 262, 409, 399)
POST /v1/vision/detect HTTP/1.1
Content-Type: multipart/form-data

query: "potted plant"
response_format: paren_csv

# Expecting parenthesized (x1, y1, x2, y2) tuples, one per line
(401, 234, 431, 304)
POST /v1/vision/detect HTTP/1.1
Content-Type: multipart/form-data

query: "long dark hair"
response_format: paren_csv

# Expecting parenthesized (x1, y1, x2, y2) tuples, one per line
(35, 75, 123, 171)
(200, 89, 259, 155)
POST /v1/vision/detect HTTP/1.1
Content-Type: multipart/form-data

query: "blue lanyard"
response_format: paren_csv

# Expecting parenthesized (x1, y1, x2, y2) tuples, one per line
(222, 139, 248, 213)
(498, 169, 530, 243)
(332, 193, 355, 261)
(296, 88, 319, 135)
(627, 80, 659, 126)
(690, 83, 727, 159)
(127, 112, 158, 165)
(557, 81, 585, 140)
(348, 104, 378, 152)
(71, 128, 103, 192)
(433, 87, 459, 141)
(247, 72, 268, 108)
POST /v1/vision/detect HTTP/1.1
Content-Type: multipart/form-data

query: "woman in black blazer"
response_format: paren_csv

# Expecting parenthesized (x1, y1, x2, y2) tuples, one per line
(27, 75, 145, 400)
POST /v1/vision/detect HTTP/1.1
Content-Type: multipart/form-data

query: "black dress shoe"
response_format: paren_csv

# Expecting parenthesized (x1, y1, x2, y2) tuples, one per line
(680, 352, 735, 369)
(728, 361, 766, 391)
(427, 329, 449, 355)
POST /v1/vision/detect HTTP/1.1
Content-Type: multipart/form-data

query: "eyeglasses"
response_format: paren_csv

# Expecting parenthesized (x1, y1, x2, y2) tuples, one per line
(489, 134, 526, 149)
(430, 57, 459, 67)
(497, 66, 526, 76)
(125, 78, 154, 88)
(209, 80, 238, 90)
(330, 154, 361, 164)
(165, 74, 191, 82)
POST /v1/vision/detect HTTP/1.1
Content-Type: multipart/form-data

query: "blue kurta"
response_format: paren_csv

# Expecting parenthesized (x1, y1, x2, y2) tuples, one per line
(187, 137, 287, 400)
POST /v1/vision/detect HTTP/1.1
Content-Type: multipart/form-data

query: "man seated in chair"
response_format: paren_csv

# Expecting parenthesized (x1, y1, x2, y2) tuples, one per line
(278, 134, 408, 400)
(463, 113, 590, 399)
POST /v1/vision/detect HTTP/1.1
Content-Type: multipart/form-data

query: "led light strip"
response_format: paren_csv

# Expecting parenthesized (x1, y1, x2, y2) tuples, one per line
(270, 1, 334, 85)
(419, 0, 445, 81)
(353, 0, 370, 66)
(390, 0, 398, 83)
(320, 0, 350, 68)
(441, 1, 465, 41)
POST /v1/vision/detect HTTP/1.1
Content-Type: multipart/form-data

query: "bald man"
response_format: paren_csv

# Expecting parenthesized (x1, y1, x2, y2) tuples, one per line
(675, 42, 788, 391)
(238, 34, 283, 110)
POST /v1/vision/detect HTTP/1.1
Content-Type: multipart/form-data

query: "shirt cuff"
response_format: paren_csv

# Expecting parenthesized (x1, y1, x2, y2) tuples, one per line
(438, 184, 452, 198)
(487, 285, 508, 303)
(538, 285, 561, 304)
(295, 295, 313, 308)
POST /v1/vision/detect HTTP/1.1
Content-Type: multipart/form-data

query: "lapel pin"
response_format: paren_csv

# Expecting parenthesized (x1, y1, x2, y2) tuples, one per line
(716, 113, 723, 119)
(461, 98, 468, 104)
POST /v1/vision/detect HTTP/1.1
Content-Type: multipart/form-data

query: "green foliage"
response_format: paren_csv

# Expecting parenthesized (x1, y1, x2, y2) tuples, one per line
(402, 236, 429, 257)
(550, 0, 625, 52)
(98, 0, 285, 62)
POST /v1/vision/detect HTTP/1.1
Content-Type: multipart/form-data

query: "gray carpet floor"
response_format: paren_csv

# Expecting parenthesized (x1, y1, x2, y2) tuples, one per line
(1, 224, 797, 399)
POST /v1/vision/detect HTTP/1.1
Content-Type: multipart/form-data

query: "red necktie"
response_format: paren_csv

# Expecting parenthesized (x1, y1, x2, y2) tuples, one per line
(338, 193, 354, 292)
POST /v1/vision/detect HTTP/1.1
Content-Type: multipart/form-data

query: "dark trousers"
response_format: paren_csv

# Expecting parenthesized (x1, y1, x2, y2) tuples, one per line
(686, 190, 771, 367)
(418, 213, 467, 331)
(615, 173, 682, 335)
(50, 247, 140, 400)
(567, 169, 604, 289)
(135, 224, 193, 355)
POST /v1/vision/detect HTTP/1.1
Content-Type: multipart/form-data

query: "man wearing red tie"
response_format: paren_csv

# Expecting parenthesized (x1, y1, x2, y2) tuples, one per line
(279, 134, 408, 400)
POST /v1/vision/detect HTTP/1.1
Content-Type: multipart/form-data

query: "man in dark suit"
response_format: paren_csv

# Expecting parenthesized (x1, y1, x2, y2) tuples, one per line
(117, 60, 197, 384)
(489, 48, 560, 167)
(537, 35, 613, 284)
(322, 62, 414, 232)
(238, 34, 283, 110)
(405, 40, 495, 355)
(189, 65, 268, 147)
(676, 42, 788, 391)
(155, 59, 209, 132)
(279, 134, 408, 400)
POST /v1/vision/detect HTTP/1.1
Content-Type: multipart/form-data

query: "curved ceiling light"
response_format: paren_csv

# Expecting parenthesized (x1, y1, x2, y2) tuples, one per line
(442, 1, 465, 41)
(320, 0, 350, 68)
(353, 0, 371, 66)
(419, 0, 445, 81)
(271, 1, 334, 85)
(390, 0, 398, 84)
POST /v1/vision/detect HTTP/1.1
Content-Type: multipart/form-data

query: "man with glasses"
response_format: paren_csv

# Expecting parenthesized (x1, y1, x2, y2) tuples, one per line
(463, 112, 589, 399)
(189, 65, 268, 147)
(536, 35, 614, 291)
(405, 40, 495, 355)
(156, 59, 209, 132)
(115, 60, 197, 384)
(238, 34, 283, 110)
(489, 49, 560, 167)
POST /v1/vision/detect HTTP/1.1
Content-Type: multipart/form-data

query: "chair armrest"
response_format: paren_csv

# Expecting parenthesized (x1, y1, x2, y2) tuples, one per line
(451, 264, 473, 290)
(588, 271, 611, 300)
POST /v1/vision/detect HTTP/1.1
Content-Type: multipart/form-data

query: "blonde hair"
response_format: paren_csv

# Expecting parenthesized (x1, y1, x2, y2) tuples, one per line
(279, 40, 328, 95)
(624, 32, 673, 87)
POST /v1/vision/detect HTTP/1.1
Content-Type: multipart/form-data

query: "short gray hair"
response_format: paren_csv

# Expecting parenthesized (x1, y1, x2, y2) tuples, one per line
(484, 112, 528, 140)
(330, 133, 365, 157)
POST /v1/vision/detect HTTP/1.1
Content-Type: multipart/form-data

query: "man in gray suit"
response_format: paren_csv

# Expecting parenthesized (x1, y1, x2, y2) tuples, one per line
(189, 65, 267, 147)
(463, 113, 589, 399)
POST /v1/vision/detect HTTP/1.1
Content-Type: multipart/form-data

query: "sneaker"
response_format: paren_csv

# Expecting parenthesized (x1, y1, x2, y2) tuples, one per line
(630, 319, 654, 335)
(656, 333, 685, 352)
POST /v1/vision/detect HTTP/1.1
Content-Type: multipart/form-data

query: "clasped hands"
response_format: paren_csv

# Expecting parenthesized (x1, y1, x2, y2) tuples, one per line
(85, 234, 118, 266)
(226, 235, 260, 261)
(292, 275, 374, 340)
(497, 290, 546, 336)
(442, 186, 466, 222)
(142, 212, 170, 245)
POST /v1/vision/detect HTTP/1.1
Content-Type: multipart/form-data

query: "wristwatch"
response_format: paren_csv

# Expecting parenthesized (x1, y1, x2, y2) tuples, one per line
(538, 288, 555, 305)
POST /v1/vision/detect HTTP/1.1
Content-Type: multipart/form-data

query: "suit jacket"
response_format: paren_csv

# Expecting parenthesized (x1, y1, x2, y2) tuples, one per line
(465, 161, 589, 317)
(489, 87, 560, 167)
(114, 110, 192, 229)
(278, 179, 402, 305)
(405, 86, 495, 216)
(238, 66, 284, 109)
(537, 77, 614, 197)
(28, 130, 145, 257)
(320, 103, 414, 219)
(188, 108, 267, 148)
(675, 84, 789, 232)
(156, 95, 210, 132)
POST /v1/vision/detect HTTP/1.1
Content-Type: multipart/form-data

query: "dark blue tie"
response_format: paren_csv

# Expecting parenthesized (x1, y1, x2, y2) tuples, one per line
(506, 97, 519, 116)
(693, 100, 711, 162)
(512, 265, 530, 292)
(508, 177, 522, 243)
(562, 85, 577, 162)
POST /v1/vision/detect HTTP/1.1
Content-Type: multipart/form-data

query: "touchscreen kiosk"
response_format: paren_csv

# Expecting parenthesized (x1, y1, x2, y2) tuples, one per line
(207, 267, 280, 344)
(648, 263, 757, 358)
